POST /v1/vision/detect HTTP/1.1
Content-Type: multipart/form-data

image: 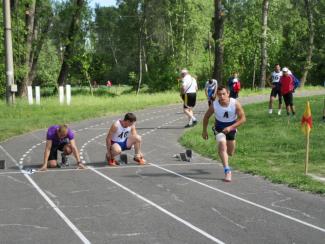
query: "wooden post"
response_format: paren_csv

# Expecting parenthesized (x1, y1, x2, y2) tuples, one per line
(305, 131, 310, 175)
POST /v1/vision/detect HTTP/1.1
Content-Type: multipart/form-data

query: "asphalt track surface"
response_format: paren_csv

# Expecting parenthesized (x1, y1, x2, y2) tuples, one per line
(0, 91, 325, 244)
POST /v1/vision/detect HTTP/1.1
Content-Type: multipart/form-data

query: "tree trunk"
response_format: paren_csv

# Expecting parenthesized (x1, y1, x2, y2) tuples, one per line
(57, 0, 84, 86)
(18, 0, 36, 96)
(136, 25, 143, 95)
(259, 0, 269, 89)
(108, 36, 118, 65)
(300, 0, 314, 87)
(212, 0, 225, 84)
(28, 13, 53, 83)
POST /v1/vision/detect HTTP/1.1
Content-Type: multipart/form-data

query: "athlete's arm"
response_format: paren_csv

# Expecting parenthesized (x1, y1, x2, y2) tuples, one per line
(130, 124, 137, 136)
(202, 105, 214, 140)
(69, 139, 81, 165)
(223, 101, 246, 133)
(40, 140, 52, 171)
(106, 123, 118, 156)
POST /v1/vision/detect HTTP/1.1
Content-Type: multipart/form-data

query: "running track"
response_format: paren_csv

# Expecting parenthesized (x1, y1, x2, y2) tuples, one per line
(0, 90, 325, 244)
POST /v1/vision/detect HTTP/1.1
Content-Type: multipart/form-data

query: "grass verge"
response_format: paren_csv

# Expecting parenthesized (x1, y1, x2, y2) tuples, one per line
(180, 94, 325, 194)
(1, 91, 196, 142)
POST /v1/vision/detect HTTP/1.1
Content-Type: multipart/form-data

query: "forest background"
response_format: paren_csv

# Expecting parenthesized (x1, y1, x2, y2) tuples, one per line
(0, 0, 324, 98)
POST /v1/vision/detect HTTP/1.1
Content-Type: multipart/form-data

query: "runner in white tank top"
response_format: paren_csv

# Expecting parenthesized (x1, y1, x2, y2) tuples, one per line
(268, 64, 283, 115)
(106, 113, 146, 166)
(202, 85, 246, 182)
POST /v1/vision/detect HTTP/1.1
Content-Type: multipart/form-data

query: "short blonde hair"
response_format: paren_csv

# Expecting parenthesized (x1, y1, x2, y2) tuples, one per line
(58, 124, 68, 136)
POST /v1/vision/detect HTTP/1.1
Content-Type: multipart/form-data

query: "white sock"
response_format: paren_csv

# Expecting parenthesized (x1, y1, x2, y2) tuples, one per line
(192, 116, 197, 121)
(278, 109, 281, 115)
(269, 109, 273, 114)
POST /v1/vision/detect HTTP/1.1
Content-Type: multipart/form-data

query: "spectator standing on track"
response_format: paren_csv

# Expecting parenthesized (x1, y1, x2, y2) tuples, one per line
(202, 85, 246, 182)
(39, 125, 86, 171)
(280, 67, 296, 116)
(106, 113, 146, 166)
(227, 72, 241, 99)
(180, 69, 198, 128)
(268, 64, 283, 115)
(205, 78, 218, 107)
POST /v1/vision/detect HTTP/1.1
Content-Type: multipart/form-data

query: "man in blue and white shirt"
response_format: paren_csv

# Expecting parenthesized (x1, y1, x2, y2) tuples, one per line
(268, 64, 283, 115)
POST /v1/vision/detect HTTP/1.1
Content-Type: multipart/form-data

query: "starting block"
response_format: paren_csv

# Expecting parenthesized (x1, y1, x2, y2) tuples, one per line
(0, 160, 5, 169)
(119, 154, 128, 164)
(174, 149, 192, 162)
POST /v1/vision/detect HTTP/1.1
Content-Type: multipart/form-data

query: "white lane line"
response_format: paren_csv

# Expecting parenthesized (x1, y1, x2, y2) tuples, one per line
(0, 145, 91, 244)
(24, 176, 90, 244)
(88, 166, 225, 244)
(150, 163, 325, 233)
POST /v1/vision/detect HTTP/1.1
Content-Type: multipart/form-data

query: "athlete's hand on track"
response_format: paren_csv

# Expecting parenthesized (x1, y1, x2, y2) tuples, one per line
(38, 166, 47, 172)
(77, 163, 87, 170)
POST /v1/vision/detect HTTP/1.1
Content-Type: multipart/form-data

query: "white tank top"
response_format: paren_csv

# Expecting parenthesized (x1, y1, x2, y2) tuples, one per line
(271, 71, 282, 83)
(111, 120, 131, 142)
(213, 98, 237, 129)
(182, 74, 197, 93)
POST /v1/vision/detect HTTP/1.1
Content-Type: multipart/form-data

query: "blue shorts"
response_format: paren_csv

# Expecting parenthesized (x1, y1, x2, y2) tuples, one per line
(112, 140, 130, 151)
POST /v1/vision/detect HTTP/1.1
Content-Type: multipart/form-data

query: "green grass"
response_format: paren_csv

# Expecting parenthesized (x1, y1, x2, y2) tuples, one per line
(0, 85, 275, 142)
(180, 95, 325, 194)
(0, 91, 195, 142)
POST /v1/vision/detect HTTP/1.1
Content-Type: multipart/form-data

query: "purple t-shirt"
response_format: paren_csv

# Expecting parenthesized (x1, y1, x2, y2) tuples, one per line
(46, 125, 74, 146)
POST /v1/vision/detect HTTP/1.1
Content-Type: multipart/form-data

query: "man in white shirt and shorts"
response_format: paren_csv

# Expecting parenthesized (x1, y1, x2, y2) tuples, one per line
(202, 85, 246, 182)
(180, 69, 198, 128)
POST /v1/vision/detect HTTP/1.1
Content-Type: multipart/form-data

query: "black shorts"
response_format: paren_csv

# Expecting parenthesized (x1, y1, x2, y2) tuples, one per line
(283, 92, 293, 106)
(48, 143, 68, 161)
(270, 85, 282, 98)
(230, 91, 238, 99)
(182, 93, 196, 108)
(214, 128, 237, 141)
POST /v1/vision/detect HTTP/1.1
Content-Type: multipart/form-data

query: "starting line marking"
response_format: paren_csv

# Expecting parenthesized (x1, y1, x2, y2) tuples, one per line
(0, 145, 91, 244)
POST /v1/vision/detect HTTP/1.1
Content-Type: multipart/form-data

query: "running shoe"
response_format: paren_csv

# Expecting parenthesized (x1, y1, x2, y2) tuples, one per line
(106, 154, 117, 166)
(224, 171, 232, 182)
(108, 159, 118, 166)
(134, 156, 146, 165)
(61, 153, 69, 166)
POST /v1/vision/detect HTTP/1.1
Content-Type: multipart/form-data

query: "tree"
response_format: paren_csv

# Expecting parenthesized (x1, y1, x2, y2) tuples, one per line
(259, 0, 269, 88)
(212, 0, 225, 84)
(300, 0, 315, 87)
(57, 0, 85, 86)
(18, 0, 36, 96)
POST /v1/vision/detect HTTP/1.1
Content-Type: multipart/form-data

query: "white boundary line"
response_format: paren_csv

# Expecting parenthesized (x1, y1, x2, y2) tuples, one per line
(88, 166, 225, 244)
(0, 145, 91, 244)
(149, 162, 325, 233)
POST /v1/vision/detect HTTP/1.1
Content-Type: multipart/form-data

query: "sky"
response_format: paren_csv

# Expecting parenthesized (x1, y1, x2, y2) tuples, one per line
(89, 0, 117, 8)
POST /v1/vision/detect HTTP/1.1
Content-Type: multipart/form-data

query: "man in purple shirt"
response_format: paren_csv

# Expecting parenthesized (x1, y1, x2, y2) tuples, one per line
(39, 125, 86, 171)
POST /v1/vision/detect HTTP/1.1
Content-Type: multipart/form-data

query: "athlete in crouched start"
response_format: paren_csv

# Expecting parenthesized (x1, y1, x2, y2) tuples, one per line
(105, 113, 146, 166)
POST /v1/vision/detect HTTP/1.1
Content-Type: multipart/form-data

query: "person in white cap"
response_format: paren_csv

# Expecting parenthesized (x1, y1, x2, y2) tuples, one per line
(202, 85, 246, 182)
(279, 67, 296, 116)
(180, 68, 198, 127)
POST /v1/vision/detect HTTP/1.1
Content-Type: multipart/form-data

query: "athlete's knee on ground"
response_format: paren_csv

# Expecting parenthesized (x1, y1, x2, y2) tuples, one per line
(48, 160, 57, 168)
